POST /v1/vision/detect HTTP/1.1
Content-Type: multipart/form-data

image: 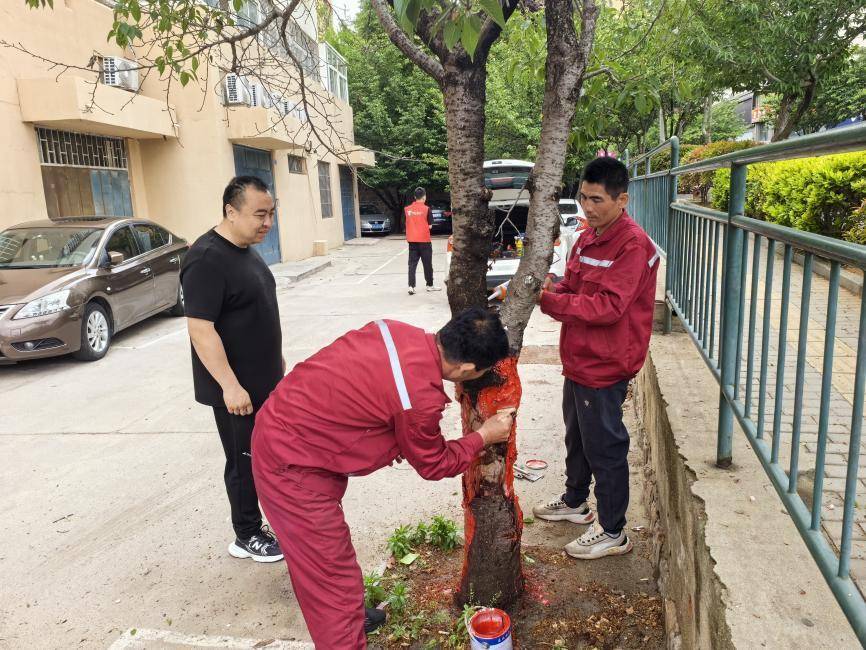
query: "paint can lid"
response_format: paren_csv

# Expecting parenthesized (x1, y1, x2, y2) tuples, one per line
(470, 608, 511, 639)
(525, 459, 548, 470)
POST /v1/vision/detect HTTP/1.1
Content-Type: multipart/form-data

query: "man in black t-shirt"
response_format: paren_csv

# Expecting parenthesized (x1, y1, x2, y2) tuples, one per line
(181, 176, 284, 563)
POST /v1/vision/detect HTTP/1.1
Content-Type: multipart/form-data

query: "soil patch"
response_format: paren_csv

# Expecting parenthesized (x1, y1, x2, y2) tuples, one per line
(368, 541, 664, 649)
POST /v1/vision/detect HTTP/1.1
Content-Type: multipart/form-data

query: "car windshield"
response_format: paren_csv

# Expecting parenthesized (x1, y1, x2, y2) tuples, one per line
(0, 227, 102, 269)
(359, 204, 380, 215)
(558, 203, 580, 215)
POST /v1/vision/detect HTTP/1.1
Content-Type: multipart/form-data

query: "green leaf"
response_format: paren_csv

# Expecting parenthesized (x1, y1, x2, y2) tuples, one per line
(479, 0, 506, 28)
(523, 516, 534, 524)
(232, 0, 243, 10)
(156, 57, 166, 75)
(460, 15, 482, 60)
(399, 552, 419, 565)
(180, 71, 190, 86)
(129, 0, 141, 22)
(191, 57, 199, 72)
(443, 21, 461, 50)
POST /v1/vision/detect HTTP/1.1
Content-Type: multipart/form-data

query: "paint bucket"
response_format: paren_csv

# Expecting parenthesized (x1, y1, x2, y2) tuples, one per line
(468, 608, 513, 650)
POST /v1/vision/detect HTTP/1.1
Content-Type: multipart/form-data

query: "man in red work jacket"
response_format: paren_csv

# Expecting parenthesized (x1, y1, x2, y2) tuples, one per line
(532, 156, 659, 560)
(405, 186, 441, 294)
(252, 307, 516, 648)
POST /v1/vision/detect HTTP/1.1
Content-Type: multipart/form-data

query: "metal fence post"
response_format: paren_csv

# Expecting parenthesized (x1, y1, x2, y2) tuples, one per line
(716, 162, 747, 468)
(663, 137, 680, 334)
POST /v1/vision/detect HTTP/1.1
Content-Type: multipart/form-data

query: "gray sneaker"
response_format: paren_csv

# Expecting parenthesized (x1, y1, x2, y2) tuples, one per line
(565, 524, 633, 560)
(532, 496, 596, 524)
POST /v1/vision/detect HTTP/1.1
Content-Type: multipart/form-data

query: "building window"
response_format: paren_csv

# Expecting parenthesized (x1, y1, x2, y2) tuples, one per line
(322, 43, 349, 102)
(37, 128, 127, 169)
(36, 128, 133, 219)
(287, 155, 306, 174)
(318, 162, 333, 218)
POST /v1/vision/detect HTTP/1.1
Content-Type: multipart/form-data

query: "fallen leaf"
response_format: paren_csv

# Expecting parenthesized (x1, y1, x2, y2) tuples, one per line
(400, 553, 419, 565)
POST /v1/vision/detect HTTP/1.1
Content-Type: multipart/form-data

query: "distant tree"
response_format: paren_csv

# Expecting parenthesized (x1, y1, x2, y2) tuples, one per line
(681, 99, 748, 144)
(332, 2, 448, 224)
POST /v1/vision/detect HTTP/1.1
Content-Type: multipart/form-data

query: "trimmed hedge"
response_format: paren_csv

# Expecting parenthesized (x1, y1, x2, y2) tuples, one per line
(710, 152, 866, 243)
(646, 144, 698, 173)
(678, 141, 758, 203)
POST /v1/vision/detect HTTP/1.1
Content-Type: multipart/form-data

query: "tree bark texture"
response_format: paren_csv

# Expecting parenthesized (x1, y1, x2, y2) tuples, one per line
(443, 64, 495, 313)
(456, 357, 523, 609)
(772, 77, 817, 141)
(500, 0, 600, 353)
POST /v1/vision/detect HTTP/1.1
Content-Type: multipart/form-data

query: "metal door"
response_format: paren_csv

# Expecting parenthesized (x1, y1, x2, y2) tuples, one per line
(232, 145, 282, 265)
(339, 165, 357, 240)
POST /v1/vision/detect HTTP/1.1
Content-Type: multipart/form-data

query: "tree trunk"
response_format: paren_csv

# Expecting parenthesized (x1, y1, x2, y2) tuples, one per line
(772, 78, 817, 142)
(458, 0, 600, 610)
(658, 106, 667, 144)
(702, 96, 713, 144)
(456, 358, 523, 609)
(443, 64, 494, 313)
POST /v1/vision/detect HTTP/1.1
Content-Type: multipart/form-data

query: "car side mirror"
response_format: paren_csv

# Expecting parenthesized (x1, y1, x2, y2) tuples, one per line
(108, 251, 124, 266)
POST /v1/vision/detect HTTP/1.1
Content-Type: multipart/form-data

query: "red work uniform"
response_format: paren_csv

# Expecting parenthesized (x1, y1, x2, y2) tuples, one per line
(540, 211, 659, 387)
(252, 320, 483, 649)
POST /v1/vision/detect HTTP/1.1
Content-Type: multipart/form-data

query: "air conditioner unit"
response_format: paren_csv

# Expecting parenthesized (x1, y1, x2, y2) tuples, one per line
(101, 56, 139, 92)
(245, 79, 272, 109)
(223, 73, 252, 106)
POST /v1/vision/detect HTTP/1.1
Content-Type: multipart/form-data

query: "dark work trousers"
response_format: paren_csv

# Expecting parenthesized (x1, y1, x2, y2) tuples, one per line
(407, 242, 434, 288)
(213, 407, 263, 540)
(562, 378, 631, 534)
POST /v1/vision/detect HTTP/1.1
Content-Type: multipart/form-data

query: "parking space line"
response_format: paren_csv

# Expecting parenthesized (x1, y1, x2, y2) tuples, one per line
(356, 247, 407, 285)
(114, 326, 188, 350)
(108, 628, 314, 649)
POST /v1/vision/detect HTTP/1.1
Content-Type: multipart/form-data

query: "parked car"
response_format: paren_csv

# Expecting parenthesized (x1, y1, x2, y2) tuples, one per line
(445, 199, 587, 290)
(429, 201, 453, 234)
(0, 217, 188, 363)
(359, 203, 392, 235)
(484, 159, 534, 208)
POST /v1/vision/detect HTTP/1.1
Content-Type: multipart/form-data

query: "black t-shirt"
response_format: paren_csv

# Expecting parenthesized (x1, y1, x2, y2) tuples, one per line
(180, 229, 283, 408)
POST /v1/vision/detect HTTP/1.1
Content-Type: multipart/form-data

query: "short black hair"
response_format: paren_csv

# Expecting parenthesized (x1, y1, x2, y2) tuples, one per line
(437, 307, 510, 370)
(581, 157, 629, 198)
(223, 175, 270, 218)
(414, 187, 426, 200)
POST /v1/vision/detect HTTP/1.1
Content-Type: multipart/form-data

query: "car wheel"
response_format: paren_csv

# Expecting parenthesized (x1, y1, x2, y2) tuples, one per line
(168, 283, 185, 317)
(73, 302, 112, 361)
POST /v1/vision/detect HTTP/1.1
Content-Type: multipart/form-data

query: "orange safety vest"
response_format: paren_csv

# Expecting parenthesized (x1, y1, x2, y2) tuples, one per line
(404, 201, 431, 243)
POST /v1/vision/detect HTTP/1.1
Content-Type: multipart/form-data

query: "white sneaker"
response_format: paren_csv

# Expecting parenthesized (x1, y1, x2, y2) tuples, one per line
(564, 524, 632, 560)
(426, 285, 442, 292)
(408, 287, 416, 295)
(532, 496, 596, 524)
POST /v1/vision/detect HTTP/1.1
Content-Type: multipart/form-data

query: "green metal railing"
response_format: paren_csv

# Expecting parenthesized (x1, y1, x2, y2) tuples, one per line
(628, 124, 866, 642)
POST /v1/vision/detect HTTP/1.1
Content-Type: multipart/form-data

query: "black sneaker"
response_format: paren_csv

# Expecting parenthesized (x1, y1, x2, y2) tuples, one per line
(228, 526, 283, 563)
(364, 607, 386, 634)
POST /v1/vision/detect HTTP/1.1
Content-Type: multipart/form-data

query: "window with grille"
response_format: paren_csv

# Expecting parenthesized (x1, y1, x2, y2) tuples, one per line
(318, 161, 333, 218)
(37, 128, 128, 169)
(287, 155, 306, 174)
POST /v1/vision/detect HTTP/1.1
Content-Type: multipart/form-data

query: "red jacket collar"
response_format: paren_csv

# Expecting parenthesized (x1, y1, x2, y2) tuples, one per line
(584, 210, 631, 247)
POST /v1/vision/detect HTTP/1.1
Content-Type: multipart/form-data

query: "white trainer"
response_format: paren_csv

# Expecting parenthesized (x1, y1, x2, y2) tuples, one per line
(532, 496, 596, 524)
(565, 524, 633, 560)
(408, 287, 416, 295)
(426, 285, 443, 292)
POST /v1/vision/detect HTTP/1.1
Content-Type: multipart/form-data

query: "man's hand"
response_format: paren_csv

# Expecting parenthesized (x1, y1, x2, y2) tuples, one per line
(478, 408, 517, 445)
(542, 275, 555, 292)
(224, 383, 253, 416)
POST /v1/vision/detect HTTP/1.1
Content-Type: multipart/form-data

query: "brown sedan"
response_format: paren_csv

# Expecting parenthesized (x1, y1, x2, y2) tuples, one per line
(0, 217, 188, 363)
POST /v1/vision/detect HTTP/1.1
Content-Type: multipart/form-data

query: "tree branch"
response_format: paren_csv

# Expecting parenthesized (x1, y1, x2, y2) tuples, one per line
(369, 0, 445, 84)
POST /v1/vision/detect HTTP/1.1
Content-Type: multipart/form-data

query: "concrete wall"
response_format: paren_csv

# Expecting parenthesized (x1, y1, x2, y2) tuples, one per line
(0, 0, 363, 260)
(634, 312, 861, 648)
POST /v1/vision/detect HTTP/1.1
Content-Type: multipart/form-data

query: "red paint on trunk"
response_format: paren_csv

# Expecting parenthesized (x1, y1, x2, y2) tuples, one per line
(456, 357, 525, 607)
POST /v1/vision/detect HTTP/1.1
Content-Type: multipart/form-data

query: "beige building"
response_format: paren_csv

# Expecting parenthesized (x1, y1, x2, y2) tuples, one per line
(1, 0, 374, 264)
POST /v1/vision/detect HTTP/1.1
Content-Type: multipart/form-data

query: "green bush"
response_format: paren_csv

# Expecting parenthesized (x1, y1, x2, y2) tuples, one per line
(710, 152, 866, 241)
(646, 143, 698, 173)
(678, 140, 758, 203)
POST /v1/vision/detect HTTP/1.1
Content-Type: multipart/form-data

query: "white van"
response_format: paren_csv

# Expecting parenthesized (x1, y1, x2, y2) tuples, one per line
(484, 159, 534, 208)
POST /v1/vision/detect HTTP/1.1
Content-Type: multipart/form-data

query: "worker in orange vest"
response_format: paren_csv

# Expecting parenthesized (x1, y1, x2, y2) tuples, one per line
(405, 187, 442, 295)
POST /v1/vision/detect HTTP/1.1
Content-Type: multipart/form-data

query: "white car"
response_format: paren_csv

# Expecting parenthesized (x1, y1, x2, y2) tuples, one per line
(446, 198, 587, 292)
(484, 159, 534, 208)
